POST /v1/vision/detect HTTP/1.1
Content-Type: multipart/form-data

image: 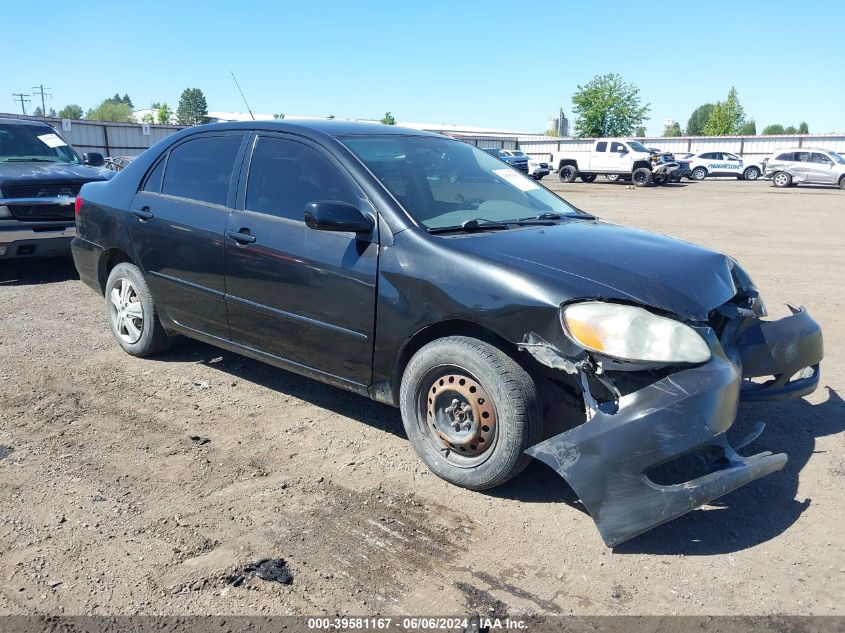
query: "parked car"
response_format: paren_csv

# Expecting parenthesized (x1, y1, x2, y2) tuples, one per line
(501, 149, 550, 180)
(72, 121, 823, 546)
(762, 148, 845, 189)
(0, 117, 112, 259)
(684, 151, 762, 181)
(552, 139, 677, 186)
(481, 147, 529, 174)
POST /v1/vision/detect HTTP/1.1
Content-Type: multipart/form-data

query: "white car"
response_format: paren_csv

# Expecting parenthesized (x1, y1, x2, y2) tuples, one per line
(682, 151, 763, 181)
(502, 149, 550, 180)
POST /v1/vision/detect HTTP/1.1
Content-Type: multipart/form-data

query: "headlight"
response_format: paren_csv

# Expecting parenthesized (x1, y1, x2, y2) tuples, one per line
(561, 302, 711, 364)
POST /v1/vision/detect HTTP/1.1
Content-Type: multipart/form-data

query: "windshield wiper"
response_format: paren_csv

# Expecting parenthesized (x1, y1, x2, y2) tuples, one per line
(3, 158, 58, 163)
(515, 211, 596, 224)
(428, 218, 510, 234)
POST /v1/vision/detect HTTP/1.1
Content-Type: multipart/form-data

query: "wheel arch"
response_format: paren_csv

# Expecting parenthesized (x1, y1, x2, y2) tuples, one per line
(557, 159, 578, 171)
(632, 160, 651, 171)
(98, 247, 137, 294)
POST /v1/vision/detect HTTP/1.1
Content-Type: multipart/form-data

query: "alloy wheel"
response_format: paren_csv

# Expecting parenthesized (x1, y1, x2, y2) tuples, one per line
(109, 278, 144, 344)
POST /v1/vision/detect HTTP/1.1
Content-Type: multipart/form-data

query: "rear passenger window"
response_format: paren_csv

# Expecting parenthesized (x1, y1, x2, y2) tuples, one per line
(776, 152, 795, 161)
(610, 142, 625, 152)
(142, 157, 166, 193)
(162, 135, 243, 206)
(246, 137, 358, 221)
(595, 142, 607, 152)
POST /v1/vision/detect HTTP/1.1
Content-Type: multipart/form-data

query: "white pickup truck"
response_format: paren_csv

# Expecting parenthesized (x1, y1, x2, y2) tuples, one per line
(551, 138, 677, 186)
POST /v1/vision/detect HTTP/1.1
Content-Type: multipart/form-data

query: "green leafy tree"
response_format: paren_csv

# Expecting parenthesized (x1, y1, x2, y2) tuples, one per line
(545, 128, 560, 137)
(48, 107, 56, 117)
(33, 106, 44, 117)
(122, 93, 133, 108)
(738, 120, 757, 135)
(686, 103, 715, 136)
(57, 104, 83, 119)
(762, 123, 786, 135)
(380, 111, 396, 125)
(176, 88, 209, 126)
(702, 87, 745, 136)
(156, 103, 172, 125)
(784, 125, 798, 134)
(635, 126, 646, 137)
(141, 112, 155, 124)
(798, 121, 809, 134)
(571, 73, 650, 137)
(86, 99, 134, 122)
(662, 122, 683, 137)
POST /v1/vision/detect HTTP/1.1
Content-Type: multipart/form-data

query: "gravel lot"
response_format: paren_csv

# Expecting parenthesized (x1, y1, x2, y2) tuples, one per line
(0, 178, 842, 616)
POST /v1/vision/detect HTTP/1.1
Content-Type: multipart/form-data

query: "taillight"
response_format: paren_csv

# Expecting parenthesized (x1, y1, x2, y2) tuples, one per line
(74, 195, 82, 215)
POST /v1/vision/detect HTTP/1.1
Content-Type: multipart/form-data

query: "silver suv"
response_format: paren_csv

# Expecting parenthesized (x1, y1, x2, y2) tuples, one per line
(762, 147, 845, 190)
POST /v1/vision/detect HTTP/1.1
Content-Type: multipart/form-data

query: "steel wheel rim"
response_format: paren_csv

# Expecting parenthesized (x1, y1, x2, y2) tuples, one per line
(417, 366, 498, 467)
(109, 278, 144, 344)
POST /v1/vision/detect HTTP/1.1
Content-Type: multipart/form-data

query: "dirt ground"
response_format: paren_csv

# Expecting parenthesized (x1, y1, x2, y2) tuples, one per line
(0, 178, 842, 617)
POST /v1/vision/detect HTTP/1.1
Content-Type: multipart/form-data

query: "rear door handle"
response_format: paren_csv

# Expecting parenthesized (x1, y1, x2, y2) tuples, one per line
(226, 230, 257, 245)
(131, 207, 154, 221)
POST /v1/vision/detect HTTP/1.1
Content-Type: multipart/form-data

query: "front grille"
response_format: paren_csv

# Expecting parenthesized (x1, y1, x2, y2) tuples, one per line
(3, 182, 84, 199)
(9, 205, 74, 221)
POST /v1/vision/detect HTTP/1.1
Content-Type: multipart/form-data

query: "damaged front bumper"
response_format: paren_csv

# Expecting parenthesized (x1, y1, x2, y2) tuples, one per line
(525, 306, 823, 547)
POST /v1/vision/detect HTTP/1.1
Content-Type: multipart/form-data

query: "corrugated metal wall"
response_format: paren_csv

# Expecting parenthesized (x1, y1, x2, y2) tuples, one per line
(460, 134, 845, 163)
(2, 113, 184, 158)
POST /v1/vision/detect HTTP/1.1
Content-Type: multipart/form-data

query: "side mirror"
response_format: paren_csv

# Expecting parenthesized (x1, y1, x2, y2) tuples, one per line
(304, 201, 373, 234)
(616, 146, 627, 153)
(83, 152, 105, 167)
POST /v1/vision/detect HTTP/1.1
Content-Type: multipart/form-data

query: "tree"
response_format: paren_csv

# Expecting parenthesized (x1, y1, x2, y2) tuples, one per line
(141, 112, 155, 124)
(48, 107, 56, 117)
(738, 120, 757, 136)
(784, 125, 798, 134)
(798, 121, 809, 134)
(380, 111, 396, 125)
(273, 113, 285, 119)
(662, 122, 683, 137)
(122, 94, 133, 108)
(545, 128, 560, 137)
(762, 123, 786, 135)
(176, 88, 209, 126)
(86, 99, 134, 122)
(57, 104, 83, 119)
(156, 103, 172, 125)
(635, 126, 646, 137)
(702, 87, 745, 136)
(571, 73, 650, 137)
(33, 106, 44, 117)
(686, 103, 715, 136)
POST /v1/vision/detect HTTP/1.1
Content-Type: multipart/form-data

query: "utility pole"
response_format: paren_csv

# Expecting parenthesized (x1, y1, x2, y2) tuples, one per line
(12, 92, 31, 115)
(32, 84, 52, 115)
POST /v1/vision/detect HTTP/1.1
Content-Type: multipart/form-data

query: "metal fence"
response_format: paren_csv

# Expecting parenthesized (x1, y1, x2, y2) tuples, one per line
(2, 113, 184, 158)
(458, 133, 845, 164)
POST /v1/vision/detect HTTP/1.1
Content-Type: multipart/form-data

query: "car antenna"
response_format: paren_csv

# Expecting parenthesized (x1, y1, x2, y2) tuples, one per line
(230, 71, 255, 121)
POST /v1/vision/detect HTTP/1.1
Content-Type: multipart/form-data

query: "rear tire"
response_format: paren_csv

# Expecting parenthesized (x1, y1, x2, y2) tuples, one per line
(605, 174, 621, 182)
(839, 175, 845, 190)
(399, 336, 542, 491)
(772, 171, 792, 188)
(558, 164, 578, 183)
(579, 173, 597, 183)
(691, 166, 708, 180)
(105, 263, 172, 357)
(632, 167, 654, 187)
(743, 166, 761, 181)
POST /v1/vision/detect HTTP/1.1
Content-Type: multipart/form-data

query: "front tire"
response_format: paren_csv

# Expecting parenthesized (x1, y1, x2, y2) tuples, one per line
(558, 164, 578, 183)
(743, 166, 761, 181)
(772, 171, 792, 188)
(399, 336, 542, 491)
(691, 166, 708, 181)
(105, 263, 172, 357)
(632, 167, 654, 187)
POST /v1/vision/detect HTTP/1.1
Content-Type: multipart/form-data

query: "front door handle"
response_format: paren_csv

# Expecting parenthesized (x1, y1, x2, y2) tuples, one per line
(226, 230, 257, 245)
(131, 207, 154, 221)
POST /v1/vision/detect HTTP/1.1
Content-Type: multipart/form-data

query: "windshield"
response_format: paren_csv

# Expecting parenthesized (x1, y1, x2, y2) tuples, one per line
(342, 135, 580, 229)
(0, 124, 80, 164)
(627, 141, 649, 152)
(828, 151, 845, 165)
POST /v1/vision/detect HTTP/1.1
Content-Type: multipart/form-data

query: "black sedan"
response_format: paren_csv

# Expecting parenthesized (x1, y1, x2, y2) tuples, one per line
(72, 121, 823, 546)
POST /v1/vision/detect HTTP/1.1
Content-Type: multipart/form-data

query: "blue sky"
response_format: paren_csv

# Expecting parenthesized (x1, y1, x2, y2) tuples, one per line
(4, 1, 844, 135)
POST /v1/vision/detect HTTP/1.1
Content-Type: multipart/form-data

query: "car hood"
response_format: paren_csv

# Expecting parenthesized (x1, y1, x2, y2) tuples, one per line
(0, 162, 114, 187)
(452, 219, 749, 321)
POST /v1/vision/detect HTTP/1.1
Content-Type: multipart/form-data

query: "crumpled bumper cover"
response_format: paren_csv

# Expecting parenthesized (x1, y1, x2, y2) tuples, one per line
(526, 306, 823, 547)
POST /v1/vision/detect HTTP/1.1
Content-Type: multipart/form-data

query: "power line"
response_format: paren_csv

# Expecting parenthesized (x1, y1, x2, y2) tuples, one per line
(32, 84, 52, 115)
(12, 92, 31, 115)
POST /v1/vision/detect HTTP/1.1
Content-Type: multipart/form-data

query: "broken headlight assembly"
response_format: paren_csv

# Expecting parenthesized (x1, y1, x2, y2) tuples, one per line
(561, 301, 711, 364)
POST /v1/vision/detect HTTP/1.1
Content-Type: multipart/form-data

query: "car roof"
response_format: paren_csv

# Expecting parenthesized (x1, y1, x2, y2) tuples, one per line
(0, 117, 52, 128)
(192, 119, 440, 139)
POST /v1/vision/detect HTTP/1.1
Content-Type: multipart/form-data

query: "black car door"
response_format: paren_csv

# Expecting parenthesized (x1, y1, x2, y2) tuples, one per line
(224, 134, 378, 386)
(129, 132, 246, 339)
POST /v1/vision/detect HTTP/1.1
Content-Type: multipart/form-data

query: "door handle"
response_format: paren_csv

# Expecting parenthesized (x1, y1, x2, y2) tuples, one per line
(131, 207, 154, 221)
(226, 230, 257, 245)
